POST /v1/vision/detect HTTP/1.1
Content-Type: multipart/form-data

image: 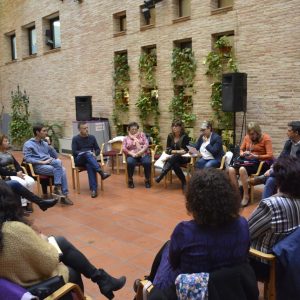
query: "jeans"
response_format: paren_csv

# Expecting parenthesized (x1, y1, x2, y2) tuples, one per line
(195, 158, 220, 169)
(34, 159, 69, 195)
(262, 174, 277, 199)
(55, 236, 97, 292)
(127, 155, 151, 181)
(75, 152, 101, 191)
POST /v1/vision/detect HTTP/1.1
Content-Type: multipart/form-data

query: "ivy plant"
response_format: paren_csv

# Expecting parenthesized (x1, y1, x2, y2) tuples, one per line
(137, 49, 161, 146)
(171, 47, 197, 86)
(139, 50, 157, 87)
(169, 89, 196, 127)
(9, 86, 32, 148)
(113, 53, 130, 134)
(170, 47, 197, 128)
(203, 36, 238, 147)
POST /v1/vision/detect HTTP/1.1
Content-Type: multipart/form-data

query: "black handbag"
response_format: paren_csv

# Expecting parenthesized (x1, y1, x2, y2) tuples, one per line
(27, 275, 66, 299)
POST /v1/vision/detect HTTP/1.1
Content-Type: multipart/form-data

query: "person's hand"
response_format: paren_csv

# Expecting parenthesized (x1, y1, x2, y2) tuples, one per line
(264, 169, 271, 177)
(44, 136, 51, 145)
(202, 136, 208, 142)
(42, 158, 53, 165)
(247, 154, 258, 160)
(242, 151, 251, 157)
(16, 171, 25, 179)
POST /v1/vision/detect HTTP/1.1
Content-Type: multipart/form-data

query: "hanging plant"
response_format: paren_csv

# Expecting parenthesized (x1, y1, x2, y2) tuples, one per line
(203, 36, 238, 147)
(139, 50, 157, 87)
(9, 86, 32, 148)
(171, 47, 197, 86)
(137, 48, 161, 147)
(169, 89, 196, 127)
(170, 47, 197, 128)
(113, 53, 130, 134)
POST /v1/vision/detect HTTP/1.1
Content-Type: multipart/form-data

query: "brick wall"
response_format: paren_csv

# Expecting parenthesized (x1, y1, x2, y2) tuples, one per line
(0, 0, 299, 154)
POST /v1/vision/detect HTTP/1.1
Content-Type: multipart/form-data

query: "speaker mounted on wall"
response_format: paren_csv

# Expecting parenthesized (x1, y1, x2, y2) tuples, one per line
(222, 73, 247, 112)
(75, 96, 92, 121)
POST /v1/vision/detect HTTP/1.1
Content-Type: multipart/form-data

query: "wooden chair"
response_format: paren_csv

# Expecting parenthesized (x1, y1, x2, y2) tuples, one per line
(69, 154, 104, 194)
(100, 141, 123, 175)
(21, 161, 53, 196)
(249, 248, 276, 300)
(45, 282, 92, 300)
(122, 145, 158, 185)
(249, 161, 265, 203)
(163, 153, 194, 188)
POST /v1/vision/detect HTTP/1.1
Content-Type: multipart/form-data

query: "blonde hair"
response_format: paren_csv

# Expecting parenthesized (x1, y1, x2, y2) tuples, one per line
(247, 122, 262, 137)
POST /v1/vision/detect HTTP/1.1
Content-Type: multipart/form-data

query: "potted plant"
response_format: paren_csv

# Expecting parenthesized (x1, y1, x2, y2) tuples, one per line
(215, 36, 232, 54)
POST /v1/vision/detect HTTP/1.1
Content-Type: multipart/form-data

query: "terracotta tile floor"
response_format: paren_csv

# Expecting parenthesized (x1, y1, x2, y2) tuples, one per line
(14, 152, 264, 299)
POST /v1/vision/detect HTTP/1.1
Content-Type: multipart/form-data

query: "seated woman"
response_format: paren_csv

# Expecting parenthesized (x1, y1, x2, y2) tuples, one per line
(0, 134, 36, 211)
(122, 122, 151, 188)
(144, 169, 250, 295)
(193, 121, 224, 169)
(0, 181, 126, 299)
(228, 122, 273, 207)
(155, 120, 190, 190)
(248, 156, 300, 280)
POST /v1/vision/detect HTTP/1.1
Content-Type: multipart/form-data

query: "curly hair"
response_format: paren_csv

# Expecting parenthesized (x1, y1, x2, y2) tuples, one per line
(186, 168, 240, 226)
(0, 181, 29, 251)
(273, 156, 300, 199)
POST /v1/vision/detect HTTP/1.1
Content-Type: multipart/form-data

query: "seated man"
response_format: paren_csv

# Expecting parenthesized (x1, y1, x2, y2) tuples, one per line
(253, 121, 300, 199)
(23, 123, 73, 205)
(72, 122, 110, 198)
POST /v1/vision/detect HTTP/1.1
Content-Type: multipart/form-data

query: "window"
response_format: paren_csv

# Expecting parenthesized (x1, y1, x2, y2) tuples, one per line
(213, 32, 234, 50)
(113, 11, 127, 35)
(175, 39, 192, 50)
(44, 15, 61, 50)
(50, 18, 61, 48)
(10, 34, 17, 60)
(141, 5, 156, 28)
(28, 27, 37, 55)
(178, 0, 191, 17)
(218, 0, 233, 8)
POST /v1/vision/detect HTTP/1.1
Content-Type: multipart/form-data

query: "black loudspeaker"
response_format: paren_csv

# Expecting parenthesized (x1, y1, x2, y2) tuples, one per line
(222, 73, 247, 112)
(75, 96, 92, 121)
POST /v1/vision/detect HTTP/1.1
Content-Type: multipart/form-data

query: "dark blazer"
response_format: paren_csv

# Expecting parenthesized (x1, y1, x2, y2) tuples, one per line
(273, 227, 300, 300)
(195, 132, 224, 162)
(166, 133, 190, 155)
(279, 139, 300, 159)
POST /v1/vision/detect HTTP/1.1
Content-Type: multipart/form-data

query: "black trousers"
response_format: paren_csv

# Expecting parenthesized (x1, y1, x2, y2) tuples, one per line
(55, 236, 97, 291)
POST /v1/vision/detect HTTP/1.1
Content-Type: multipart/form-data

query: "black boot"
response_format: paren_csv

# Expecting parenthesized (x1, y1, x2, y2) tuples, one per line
(98, 169, 111, 180)
(91, 269, 126, 299)
(12, 184, 58, 211)
(155, 162, 172, 183)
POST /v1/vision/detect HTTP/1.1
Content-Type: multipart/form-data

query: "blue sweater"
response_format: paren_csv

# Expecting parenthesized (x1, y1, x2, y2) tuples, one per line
(71, 135, 100, 158)
(23, 138, 58, 164)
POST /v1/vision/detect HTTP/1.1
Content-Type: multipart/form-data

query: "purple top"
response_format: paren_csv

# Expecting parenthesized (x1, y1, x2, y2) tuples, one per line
(153, 217, 250, 289)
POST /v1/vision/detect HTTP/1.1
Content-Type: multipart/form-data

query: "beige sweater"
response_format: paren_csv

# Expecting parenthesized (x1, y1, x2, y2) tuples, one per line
(0, 221, 69, 287)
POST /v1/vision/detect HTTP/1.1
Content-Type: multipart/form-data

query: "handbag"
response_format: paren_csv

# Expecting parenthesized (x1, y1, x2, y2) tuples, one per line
(27, 275, 66, 299)
(232, 156, 259, 168)
(154, 152, 172, 169)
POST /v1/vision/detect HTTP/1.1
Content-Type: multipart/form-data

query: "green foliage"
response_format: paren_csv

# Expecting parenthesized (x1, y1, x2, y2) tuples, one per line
(113, 53, 130, 133)
(43, 121, 63, 150)
(9, 86, 32, 148)
(170, 47, 197, 128)
(169, 90, 196, 127)
(203, 36, 238, 147)
(139, 50, 157, 86)
(136, 90, 159, 123)
(171, 47, 197, 86)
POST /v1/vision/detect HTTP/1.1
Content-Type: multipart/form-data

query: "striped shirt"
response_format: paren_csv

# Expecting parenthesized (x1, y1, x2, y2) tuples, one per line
(249, 195, 300, 253)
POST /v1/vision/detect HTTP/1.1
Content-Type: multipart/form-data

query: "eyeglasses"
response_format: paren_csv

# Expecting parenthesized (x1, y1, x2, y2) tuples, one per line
(172, 124, 180, 127)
